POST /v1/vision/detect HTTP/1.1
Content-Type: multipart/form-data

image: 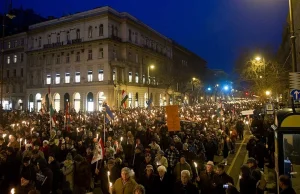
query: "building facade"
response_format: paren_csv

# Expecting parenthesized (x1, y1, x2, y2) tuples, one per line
(1, 6, 207, 112)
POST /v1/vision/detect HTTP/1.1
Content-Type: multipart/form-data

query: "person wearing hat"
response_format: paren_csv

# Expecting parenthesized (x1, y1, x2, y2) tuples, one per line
(48, 153, 61, 194)
(247, 157, 262, 185)
(140, 165, 157, 194)
(138, 153, 156, 182)
(165, 142, 180, 174)
(61, 153, 74, 191)
(155, 150, 168, 169)
(196, 161, 218, 194)
(174, 155, 193, 181)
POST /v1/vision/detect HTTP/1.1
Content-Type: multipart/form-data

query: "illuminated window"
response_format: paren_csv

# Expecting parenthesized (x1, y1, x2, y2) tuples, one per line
(142, 75, 145, 84)
(113, 70, 116, 81)
(65, 73, 70, 83)
(75, 72, 80, 83)
(46, 75, 51, 85)
(87, 70, 93, 82)
(98, 69, 104, 81)
(135, 72, 139, 83)
(128, 72, 132, 82)
(13, 55, 17, 63)
(55, 74, 60, 84)
(7, 56, 10, 64)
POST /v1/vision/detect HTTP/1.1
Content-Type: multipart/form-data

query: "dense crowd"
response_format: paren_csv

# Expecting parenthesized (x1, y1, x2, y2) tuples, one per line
(0, 102, 295, 194)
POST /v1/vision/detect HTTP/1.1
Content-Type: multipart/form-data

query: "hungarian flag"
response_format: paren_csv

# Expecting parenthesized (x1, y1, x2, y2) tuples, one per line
(47, 85, 56, 128)
(120, 90, 128, 108)
(91, 138, 105, 164)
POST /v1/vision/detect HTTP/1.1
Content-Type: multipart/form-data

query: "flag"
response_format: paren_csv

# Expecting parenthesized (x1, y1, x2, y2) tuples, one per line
(147, 96, 153, 110)
(103, 104, 114, 123)
(64, 101, 71, 131)
(47, 85, 56, 127)
(91, 138, 105, 164)
(120, 90, 128, 108)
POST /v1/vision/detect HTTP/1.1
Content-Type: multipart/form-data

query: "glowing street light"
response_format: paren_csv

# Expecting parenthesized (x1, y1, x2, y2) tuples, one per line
(223, 85, 229, 91)
(207, 87, 212, 91)
(265, 91, 271, 96)
(255, 56, 261, 61)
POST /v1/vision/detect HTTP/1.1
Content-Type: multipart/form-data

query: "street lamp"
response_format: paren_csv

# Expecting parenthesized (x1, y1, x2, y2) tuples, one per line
(266, 90, 271, 96)
(147, 65, 155, 103)
(255, 56, 261, 61)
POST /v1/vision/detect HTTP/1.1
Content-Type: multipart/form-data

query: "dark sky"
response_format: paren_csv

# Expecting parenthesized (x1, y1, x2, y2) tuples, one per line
(7, 0, 289, 73)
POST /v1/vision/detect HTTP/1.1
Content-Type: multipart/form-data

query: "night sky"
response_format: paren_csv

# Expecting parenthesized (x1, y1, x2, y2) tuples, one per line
(6, 0, 289, 73)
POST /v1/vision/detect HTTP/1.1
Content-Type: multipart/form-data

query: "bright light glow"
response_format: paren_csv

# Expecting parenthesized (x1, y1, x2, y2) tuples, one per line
(255, 56, 261, 61)
(192, 77, 196, 81)
(266, 91, 271, 96)
(224, 85, 229, 91)
(207, 87, 212, 91)
(194, 162, 197, 168)
(11, 188, 15, 194)
(150, 65, 155, 69)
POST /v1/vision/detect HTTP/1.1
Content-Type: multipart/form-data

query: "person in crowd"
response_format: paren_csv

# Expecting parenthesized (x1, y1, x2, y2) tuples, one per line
(236, 118, 245, 140)
(173, 170, 198, 194)
(112, 167, 137, 194)
(48, 153, 62, 194)
(36, 158, 53, 194)
(215, 164, 234, 194)
(278, 175, 296, 194)
(133, 184, 146, 194)
(155, 150, 168, 169)
(73, 154, 92, 194)
(174, 155, 193, 181)
(197, 161, 217, 194)
(239, 164, 257, 194)
(165, 143, 180, 175)
(154, 165, 171, 194)
(140, 165, 157, 194)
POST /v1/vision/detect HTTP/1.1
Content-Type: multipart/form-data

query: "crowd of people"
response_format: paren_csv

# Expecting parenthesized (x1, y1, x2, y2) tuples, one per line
(0, 101, 296, 194)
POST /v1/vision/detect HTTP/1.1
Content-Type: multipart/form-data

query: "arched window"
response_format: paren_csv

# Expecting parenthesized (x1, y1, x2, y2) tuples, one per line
(99, 24, 103, 36)
(87, 92, 94, 112)
(54, 93, 60, 111)
(144, 93, 148, 107)
(36, 93, 42, 112)
(74, 92, 81, 112)
(29, 94, 34, 112)
(88, 26, 93, 38)
(128, 93, 132, 108)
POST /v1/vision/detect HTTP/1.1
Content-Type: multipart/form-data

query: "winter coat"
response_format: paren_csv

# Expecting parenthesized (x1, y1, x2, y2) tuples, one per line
(61, 160, 74, 190)
(197, 170, 218, 194)
(112, 178, 137, 194)
(173, 181, 198, 194)
(154, 174, 172, 194)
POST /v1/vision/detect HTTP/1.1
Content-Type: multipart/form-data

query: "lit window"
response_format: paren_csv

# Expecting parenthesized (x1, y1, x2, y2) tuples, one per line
(99, 24, 103, 36)
(76, 29, 80, 39)
(98, 69, 104, 81)
(98, 48, 103, 58)
(76, 52, 80, 61)
(55, 74, 60, 84)
(88, 70, 93, 82)
(8, 42, 11, 48)
(14, 40, 18, 47)
(66, 53, 70, 63)
(142, 75, 145, 84)
(88, 50, 93, 60)
(128, 72, 132, 83)
(135, 54, 139, 63)
(135, 72, 139, 83)
(7, 56, 10, 64)
(65, 73, 70, 83)
(13, 55, 17, 63)
(56, 55, 60, 64)
(113, 70, 116, 81)
(75, 72, 80, 83)
(46, 75, 51, 85)
(88, 26, 93, 38)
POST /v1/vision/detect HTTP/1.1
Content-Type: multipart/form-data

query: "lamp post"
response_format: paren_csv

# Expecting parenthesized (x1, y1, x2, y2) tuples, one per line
(147, 65, 155, 102)
(1, 0, 15, 126)
(288, 0, 297, 72)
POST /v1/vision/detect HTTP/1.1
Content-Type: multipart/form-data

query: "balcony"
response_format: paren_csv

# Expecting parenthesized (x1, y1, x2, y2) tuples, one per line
(72, 38, 82, 44)
(43, 42, 64, 49)
(109, 35, 122, 42)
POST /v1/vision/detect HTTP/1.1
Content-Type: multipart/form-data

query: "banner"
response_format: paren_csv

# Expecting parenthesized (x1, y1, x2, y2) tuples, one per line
(165, 105, 180, 131)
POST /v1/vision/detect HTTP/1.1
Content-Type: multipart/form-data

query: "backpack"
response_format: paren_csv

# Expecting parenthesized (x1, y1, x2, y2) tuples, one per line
(256, 170, 267, 190)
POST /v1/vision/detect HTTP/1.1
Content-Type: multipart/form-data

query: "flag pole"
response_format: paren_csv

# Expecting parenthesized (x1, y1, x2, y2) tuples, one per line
(103, 111, 106, 143)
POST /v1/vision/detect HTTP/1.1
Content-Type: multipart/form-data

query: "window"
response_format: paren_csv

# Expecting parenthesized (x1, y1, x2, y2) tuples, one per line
(46, 75, 51, 84)
(87, 70, 93, 82)
(76, 52, 80, 61)
(135, 73, 139, 83)
(99, 24, 103, 36)
(135, 54, 139, 63)
(55, 74, 60, 84)
(66, 53, 70, 63)
(143, 75, 145, 84)
(48, 35, 51, 44)
(6, 70, 9, 78)
(88, 50, 93, 60)
(21, 68, 23, 77)
(113, 70, 116, 81)
(13, 69, 16, 77)
(14, 40, 18, 47)
(88, 26, 93, 38)
(128, 29, 132, 41)
(13, 55, 17, 63)
(111, 25, 115, 36)
(75, 72, 80, 83)
(135, 32, 138, 43)
(65, 73, 70, 83)
(76, 29, 80, 39)
(98, 48, 103, 58)
(98, 69, 104, 81)
(20, 53, 24, 62)
(66, 31, 70, 41)
(56, 55, 61, 64)
(57, 33, 60, 42)
(38, 37, 42, 47)
(7, 56, 10, 64)
(128, 71, 132, 83)
(115, 27, 118, 37)
(8, 42, 11, 49)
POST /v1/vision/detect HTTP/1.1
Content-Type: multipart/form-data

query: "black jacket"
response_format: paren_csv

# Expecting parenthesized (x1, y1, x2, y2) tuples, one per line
(173, 181, 198, 194)
(280, 187, 296, 194)
(214, 172, 234, 194)
(154, 174, 171, 194)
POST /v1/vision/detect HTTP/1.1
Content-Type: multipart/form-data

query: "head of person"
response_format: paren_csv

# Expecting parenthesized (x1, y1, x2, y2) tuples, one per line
(279, 175, 292, 189)
(157, 165, 167, 178)
(170, 143, 175, 150)
(157, 150, 164, 158)
(181, 170, 191, 185)
(145, 165, 154, 177)
(206, 161, 214, 173)
(133, 184, 146, 194)
(216, 164, 225, 175)
(240, 164, 251, 178)
(145, 153, 151, 163)
(247, 158, 256, 168)
(23, 157, 31, 167)
(180, 156, 186, 164)
(121, 167, 131, 182)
